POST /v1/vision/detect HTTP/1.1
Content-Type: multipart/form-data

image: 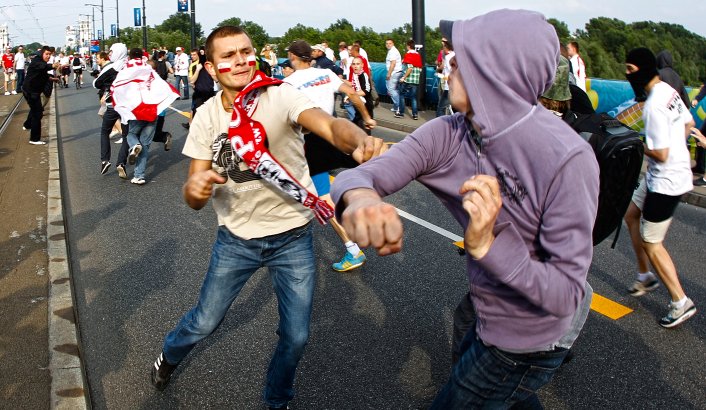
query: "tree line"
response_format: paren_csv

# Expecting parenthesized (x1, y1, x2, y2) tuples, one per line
(54, 12, 706, 86)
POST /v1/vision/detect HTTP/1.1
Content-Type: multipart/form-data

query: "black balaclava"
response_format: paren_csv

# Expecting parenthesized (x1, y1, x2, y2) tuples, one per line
(626, 47, 658, 102)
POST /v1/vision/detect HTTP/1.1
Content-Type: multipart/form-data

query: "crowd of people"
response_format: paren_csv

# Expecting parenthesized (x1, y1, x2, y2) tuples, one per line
(9, 8, 703, 408)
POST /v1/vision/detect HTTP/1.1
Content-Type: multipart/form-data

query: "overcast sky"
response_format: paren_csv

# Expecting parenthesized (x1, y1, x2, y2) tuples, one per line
(4, 0, 706, 48)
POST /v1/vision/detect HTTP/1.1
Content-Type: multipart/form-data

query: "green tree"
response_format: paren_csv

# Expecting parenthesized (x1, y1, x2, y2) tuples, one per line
(157, 12, 203, 39)
(547, 19, 570, 45)
(214, 17, 269, 50)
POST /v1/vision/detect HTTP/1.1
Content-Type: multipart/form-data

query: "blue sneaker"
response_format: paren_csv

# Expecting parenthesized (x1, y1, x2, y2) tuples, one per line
(332, 251, 366, 272)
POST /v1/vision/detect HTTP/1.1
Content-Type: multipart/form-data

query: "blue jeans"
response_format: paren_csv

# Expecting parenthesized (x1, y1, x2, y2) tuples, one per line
(436, 90, 450, 117)
(430, 323, 568, 409)
(398, 83, 418, 117)
(15, 69, 25, 92)
(162, 223, 316, 408)
(386, 71, 403, 111)
(174, 75, 189, 98)
(127, 120, 156, 179)
(342, 100, 356, 120)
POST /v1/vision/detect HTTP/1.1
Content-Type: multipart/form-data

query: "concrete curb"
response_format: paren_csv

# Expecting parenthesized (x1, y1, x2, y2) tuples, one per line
(46, 94, 89, 410)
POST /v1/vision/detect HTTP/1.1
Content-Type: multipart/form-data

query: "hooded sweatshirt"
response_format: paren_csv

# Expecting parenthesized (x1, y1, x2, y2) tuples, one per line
(656, 50, 690, 107)
(331, 9, 599, 352)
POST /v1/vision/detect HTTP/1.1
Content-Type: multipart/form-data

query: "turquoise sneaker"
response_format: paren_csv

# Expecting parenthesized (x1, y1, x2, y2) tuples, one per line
(332, 251, 366, 272)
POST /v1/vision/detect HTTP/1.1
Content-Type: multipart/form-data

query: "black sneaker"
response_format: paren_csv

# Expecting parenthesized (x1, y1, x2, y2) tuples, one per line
(394, 112, 403, 118)
(151, 352, 178, 391)
(164, 132, 173, 151)
(128, 144, 142, 165)
(694, 177, 706, 186)
(412, 115, 419, 120)
(101, 161, 111, 175)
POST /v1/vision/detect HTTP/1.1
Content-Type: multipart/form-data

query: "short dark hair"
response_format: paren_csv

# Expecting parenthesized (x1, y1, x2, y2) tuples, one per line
(129, 48, 143, 59)
(569, 41, 579, 53)
(205, 25, 249, 63)
(406, 39, 415, 49)
(98, 51, 109, 60)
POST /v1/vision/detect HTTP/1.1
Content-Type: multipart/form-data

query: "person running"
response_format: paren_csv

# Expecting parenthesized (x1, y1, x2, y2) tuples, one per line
(623, 47, 697, 328)
(149, 26, 385, 410)
(93, 45, 129, 175)
(331, 10, 599, 407)
(58, 52, 71, 88)
(22, 46, 59, 144)
(111, 48, 179, 185)
(285, 40, 376, 271)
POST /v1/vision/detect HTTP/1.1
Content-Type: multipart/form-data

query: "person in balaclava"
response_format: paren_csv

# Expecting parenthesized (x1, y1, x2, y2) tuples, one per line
(331, 9, 599, 408)
(623, 47, 697, 328)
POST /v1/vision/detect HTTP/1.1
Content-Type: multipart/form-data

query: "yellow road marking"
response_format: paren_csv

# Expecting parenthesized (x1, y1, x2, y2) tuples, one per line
(590, 293, 633, 320)
(167, 106, 191, 118)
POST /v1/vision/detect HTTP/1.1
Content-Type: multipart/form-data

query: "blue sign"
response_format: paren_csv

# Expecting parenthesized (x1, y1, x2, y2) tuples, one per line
(111, 24, 116, 37)
(178, 0, 188, 12)
(134, 8, 141, 26)
(97, 30, 102, 40)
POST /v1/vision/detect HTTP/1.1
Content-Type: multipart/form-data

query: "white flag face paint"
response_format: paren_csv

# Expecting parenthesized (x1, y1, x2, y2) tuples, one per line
(217, 62, 232, 73)
(247, 55, 257, 66)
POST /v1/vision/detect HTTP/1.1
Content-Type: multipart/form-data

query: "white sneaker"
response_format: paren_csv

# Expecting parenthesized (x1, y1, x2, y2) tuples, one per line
(659, 298, 696, 328)
(11, 90, 17, 95)
(4, 91, 9, 96)
(29, 140, 47, 145)
(114, 137, 123, 144)
(130, 177, 146, 185)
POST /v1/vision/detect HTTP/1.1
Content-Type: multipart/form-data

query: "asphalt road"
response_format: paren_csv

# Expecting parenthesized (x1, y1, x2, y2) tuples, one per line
(56, 84, 706, 409)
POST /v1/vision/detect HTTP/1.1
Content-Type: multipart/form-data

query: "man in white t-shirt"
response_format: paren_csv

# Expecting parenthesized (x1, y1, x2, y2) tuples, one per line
(567, 41, 586, 91)
(338, 41, 351, 79)
(436, 40, 454, 117)
(14, 45, 26, 93)
(285, 40, 375, 272)
(384, 38, 403, 113)
(149, 26, 385, 410)
(172, 46, 190, 99)
(623, 47, 697, 328)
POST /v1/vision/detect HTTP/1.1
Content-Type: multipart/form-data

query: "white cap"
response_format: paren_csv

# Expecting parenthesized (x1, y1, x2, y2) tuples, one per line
(311, 44, 325, 52)
(175, 47, 183, 52)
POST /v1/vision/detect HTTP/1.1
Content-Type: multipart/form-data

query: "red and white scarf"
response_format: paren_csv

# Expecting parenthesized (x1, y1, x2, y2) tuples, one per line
(228, 71, 335, 224)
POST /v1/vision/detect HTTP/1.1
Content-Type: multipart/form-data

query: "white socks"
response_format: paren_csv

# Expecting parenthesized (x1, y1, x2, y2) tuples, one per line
(638, 271, 655, 282)
(673, 296, 689, 308)
(345, 241, 361, 257)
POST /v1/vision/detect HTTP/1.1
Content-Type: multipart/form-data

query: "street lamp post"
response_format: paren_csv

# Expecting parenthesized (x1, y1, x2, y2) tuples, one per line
(142, 0, 147, 50)
(115, 0, 119, 39)
(85, 2, 105, 50)
(190, 0, 196, 50)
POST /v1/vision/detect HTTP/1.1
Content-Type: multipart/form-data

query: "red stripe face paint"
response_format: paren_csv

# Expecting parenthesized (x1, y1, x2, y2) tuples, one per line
(247, 55, 256, 66)
(218, 62, 232, 73)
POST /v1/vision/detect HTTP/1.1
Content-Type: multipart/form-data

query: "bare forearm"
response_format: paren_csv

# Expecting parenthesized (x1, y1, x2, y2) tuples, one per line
(330, 118, 367, 153)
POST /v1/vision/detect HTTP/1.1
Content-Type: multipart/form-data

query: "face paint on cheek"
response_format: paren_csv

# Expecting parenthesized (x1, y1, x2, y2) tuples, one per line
(247, 55, 256, 67)
(217, 62, 232, 73)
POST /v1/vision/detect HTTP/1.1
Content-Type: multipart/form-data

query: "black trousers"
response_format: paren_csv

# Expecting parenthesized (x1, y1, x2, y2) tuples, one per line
(100, 106, 122, 162)
(22, 91, 43, 142)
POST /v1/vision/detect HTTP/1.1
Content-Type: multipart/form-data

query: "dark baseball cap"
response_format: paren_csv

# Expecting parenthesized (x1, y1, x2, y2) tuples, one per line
(286, 40, 312, 62)
(279, 60, 292, 69)
(439, 20, 455, 48)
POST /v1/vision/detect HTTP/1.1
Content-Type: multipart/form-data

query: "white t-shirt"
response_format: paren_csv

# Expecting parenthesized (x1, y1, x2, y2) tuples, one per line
(386, 47, 402, 74)
(59, 56, 70, 66)
(358, 47, 368, 62)
(173, 52, 190, 76)
(14, 52, 25, 70)
(570, 54, 586, 91)
(441, 51, 455, 91)
(283, 67, 342, 115)
(643, 81, 694, 195)
(324, 47, 336, 62)
(338, 50, 351, 78)
(182, 86, 317, 239)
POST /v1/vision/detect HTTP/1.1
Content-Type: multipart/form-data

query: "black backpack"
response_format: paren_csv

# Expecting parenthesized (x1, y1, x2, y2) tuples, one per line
(155, 59, 168, 80)
(569, 112, 644, 247)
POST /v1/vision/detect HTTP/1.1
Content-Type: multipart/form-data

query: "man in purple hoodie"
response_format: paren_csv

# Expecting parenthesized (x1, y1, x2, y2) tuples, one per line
(331, 9, 599, 408)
